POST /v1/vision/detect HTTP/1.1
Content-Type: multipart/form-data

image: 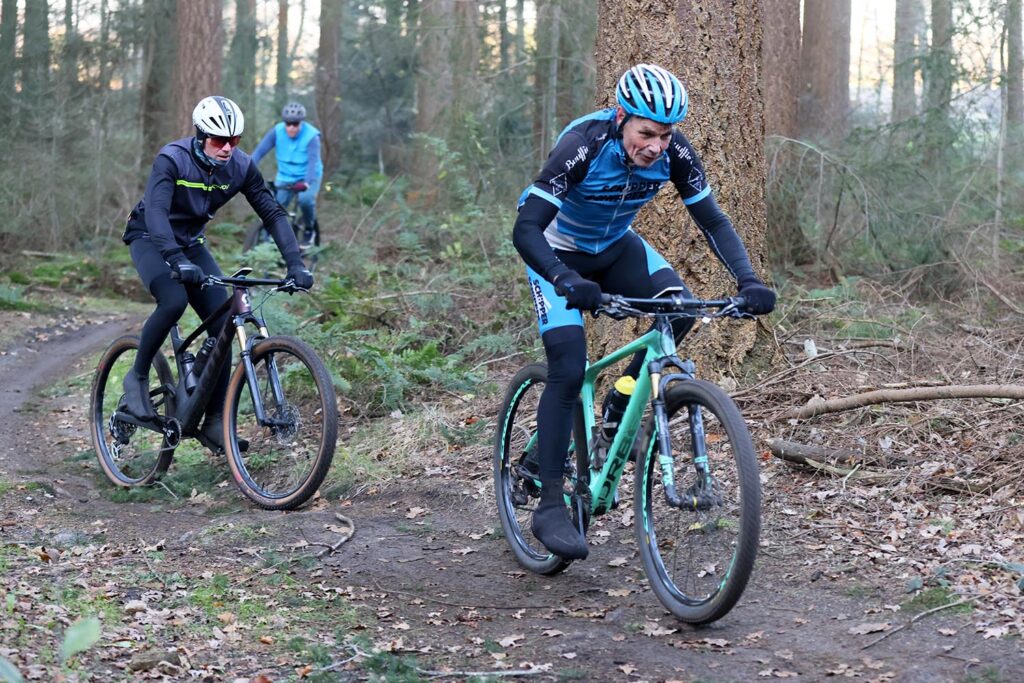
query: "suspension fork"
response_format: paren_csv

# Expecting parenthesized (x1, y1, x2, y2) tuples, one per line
(648, 357, 701, 509)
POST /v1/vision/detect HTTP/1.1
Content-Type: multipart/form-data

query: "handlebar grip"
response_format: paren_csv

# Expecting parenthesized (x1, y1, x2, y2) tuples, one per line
(600, 293, 614, 305)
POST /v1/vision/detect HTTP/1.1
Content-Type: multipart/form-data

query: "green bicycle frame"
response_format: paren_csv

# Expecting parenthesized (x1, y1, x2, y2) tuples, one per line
(579, 321, 687, 516)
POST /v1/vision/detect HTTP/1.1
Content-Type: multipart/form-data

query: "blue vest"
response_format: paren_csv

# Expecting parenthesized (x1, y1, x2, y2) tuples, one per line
(273, 122, 324, 184)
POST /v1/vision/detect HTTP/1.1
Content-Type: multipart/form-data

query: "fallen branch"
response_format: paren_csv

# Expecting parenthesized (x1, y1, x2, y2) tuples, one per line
(767, 439, 868, 467)
(767, 440, 897, 482)
(862, 598, 971, 649)
(782, 384, 1024, 421)
(316, 513, 356, 558)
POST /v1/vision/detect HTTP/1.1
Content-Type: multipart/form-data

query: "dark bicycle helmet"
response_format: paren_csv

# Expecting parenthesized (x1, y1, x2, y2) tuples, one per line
(616, 64, 688, 124)
(282, 102, 307, 124)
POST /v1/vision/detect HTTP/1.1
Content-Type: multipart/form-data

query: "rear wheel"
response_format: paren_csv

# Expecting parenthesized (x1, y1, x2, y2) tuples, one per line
(493, 364, 590, 575)
(90, 336, 176, 486)
(225, 336, 337, 510)
(634, 379, 760, 625)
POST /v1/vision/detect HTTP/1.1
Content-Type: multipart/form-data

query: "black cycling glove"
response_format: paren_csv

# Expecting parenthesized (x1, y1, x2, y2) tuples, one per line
(737, 277, 776, 315)
(166, 252, 205, 285)
(286, 262, 314, 290)
(553, 270, 603, 311)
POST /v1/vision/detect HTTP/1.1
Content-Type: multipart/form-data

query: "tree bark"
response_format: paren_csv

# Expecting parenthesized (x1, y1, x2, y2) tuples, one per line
(784, 385, 1024, 421)
(533, 0, 561, 161)
(410, 0, 454, 199)
(22, 0, 52, 102)
(173, 1, 223, 138)
(1007, 0, 1023, 161)
(227, 0, 258, 132)
(923, 0, 954, 161)
(592, 0, 769, 371)
(316, 0, 343, 178)
(140, 0, 176, 156)
(0, 0, 17, 118)
(555, 0, 597, 129)
(798, 0, 851, 141)
(763, 0, 811, 266)
(275, 0, 290, 109)
(893, 0, 924, 123)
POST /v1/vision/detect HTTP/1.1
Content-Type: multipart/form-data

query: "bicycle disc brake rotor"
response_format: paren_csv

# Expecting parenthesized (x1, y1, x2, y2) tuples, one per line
(270, 403, 300, 444)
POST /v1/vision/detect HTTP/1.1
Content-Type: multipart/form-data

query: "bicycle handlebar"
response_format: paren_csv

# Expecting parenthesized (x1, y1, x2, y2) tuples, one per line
(594, 293, 754, 320)
(169, 270, 309, 293)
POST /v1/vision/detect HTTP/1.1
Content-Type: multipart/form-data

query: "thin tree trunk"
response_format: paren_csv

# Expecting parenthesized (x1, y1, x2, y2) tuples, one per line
(533, 0, 561, 161)
(1007, 0, 1022, 170)
(924, 0, 954, 164)
(411, 0, 454, 200)
(798, 0, 851, 141)
(22, 0, 52, 103)
(555, 0, 596, 129)
(316, 0, 342, 178)
(173, 1, 223, 138)
(498, 0, 509, 72)
(140, 0, 176, 155)
(593, 0, 769, 369)
(227, 0, 258, 132)
(763, 0, 811, 266)
(0, 0, 17, 118)
(893, 0, 924, 123)
(275, 0, 289, 108)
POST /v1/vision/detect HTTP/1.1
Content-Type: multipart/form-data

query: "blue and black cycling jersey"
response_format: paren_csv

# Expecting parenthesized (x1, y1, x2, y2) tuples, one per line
(512, 107, 756, 286)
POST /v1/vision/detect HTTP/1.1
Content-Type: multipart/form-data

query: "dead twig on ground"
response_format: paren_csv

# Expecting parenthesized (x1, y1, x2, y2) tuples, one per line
(862, 598, 972, 649)
(316, 513, 355, 558)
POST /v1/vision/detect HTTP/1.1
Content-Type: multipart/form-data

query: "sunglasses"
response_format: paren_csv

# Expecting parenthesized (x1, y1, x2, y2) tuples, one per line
(208, 135, 241, 148)
(285, 121, 301, 128)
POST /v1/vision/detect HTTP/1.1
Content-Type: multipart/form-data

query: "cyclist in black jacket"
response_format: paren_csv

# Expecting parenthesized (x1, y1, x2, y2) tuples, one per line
(121, 96, 313, 452)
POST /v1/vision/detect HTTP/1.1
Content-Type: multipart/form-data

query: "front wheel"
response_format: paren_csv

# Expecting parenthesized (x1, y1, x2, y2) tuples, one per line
(90, 335, 177, 486)
(493, 364, 590, 575)
(634, 379, 760, 625)
(224, 336, 337, 510)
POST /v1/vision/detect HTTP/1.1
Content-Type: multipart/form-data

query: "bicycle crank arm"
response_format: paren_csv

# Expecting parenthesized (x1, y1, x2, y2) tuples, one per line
(112, 411, 182, 447)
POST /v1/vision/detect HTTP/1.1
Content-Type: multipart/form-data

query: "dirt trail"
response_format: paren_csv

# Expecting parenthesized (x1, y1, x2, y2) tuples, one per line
(1, 307, 1021, 682)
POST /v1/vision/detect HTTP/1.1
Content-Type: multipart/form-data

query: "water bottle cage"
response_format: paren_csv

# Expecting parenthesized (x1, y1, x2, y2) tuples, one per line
(589, 429, 612, 469)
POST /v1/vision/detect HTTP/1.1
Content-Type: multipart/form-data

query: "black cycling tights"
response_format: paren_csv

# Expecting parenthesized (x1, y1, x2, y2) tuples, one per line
(535, 316, 693, 481)
(129, 239, 231, 412)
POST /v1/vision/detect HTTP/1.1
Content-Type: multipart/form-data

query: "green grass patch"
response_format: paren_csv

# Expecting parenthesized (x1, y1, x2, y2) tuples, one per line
(903, 587, 972, 614)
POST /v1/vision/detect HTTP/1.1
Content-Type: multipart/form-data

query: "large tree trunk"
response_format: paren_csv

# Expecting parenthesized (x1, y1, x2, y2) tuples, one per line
(227, 0, 258, 132)
(593, 0, 769, 371)
(173, 1, 223, 138)
(763, 0, 811, 267)
(410, 0, 454, 200)
(798, 0, 851, 141)
(316, 0, 343, 178)
(140, 0, 176, 156)
(0, 0, 17, 119)
(893, 0, 924, 123)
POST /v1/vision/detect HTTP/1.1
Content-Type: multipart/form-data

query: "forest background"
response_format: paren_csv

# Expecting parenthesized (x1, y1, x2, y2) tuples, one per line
(1, 0, 1024, 678)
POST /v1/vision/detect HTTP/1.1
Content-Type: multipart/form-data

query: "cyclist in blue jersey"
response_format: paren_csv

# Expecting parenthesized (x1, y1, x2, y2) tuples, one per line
(513, 64, 776, 560)
(121, 96, 313, 452)
(251, 102, 324, 245)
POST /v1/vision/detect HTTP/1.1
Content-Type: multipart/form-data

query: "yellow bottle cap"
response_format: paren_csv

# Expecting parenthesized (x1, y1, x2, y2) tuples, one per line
(614, 375, 636, 395)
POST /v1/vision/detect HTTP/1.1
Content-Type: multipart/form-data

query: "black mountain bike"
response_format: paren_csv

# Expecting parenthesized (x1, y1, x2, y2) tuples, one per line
(242, 182, 320, 266)
(90, 269, 337, 510)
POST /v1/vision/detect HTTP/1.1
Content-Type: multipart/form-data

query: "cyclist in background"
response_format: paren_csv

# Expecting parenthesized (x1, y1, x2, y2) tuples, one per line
(512, 64, 776, 560)
(251, 102, 324, 245)
(121, 96, 313, 451)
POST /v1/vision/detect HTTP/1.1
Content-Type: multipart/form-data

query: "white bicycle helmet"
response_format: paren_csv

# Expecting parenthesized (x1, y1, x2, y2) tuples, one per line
(192, 96, 245, 137)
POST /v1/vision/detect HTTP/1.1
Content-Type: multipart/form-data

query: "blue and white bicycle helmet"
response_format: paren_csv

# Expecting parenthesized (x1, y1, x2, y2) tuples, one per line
(616, 64, 688, 124)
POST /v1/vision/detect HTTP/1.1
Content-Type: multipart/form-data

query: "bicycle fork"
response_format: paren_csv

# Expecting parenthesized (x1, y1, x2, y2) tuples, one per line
(649, 363, 720, 512)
